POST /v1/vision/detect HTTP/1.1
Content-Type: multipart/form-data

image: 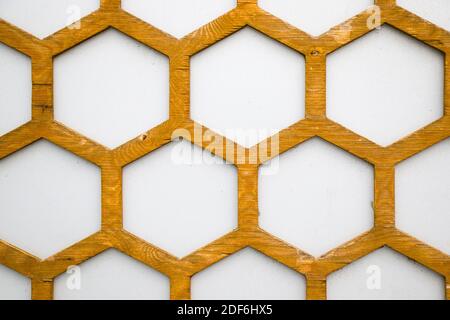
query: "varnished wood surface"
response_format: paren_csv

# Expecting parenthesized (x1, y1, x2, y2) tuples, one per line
(0, 0, 449, 300)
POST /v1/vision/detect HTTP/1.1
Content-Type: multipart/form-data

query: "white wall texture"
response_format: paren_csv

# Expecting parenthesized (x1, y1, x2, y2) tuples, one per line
(0, 0, 448, 300)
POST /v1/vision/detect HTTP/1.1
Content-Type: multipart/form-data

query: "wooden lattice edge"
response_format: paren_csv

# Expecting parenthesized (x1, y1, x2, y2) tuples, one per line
(0, 0, 448, 300)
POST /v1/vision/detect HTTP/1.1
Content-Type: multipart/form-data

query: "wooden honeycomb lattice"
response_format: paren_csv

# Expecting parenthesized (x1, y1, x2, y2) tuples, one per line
(0, 0, 449, 300)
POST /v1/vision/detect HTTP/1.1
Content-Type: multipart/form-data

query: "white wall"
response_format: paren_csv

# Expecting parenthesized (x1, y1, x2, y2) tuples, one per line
(191, 26, 305, 147)
(0, 140, 101, 260)
(123, 139, 237, 258)
(0, 0, 100, 39)
(55, 249, 170, 300)
(0, 0, 448, 300)
(54, 28, 169, 149)
(0, 264, 31, 300)
(192, 248, 306, 300)
(0, 42, 30, 136)
(328, 247, 445, 300)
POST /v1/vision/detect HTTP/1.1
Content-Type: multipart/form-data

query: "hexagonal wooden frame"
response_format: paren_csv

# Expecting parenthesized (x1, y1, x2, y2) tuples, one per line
(0, 0, 449, 300)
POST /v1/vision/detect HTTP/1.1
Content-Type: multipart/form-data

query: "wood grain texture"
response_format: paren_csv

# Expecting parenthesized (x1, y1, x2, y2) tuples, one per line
(0, 0, 449, 300)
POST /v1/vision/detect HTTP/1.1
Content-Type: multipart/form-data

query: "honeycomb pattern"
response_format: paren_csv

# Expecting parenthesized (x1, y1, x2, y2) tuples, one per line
(0, 0, 449, 300)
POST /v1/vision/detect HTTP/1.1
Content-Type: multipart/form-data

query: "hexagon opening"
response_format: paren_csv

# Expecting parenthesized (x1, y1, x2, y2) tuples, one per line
(0, 139, 101, 259)
(192, 247, 306, 300)
(122, 0, 237, 39)
(54, 249, 169, 300)
(259, 0, 372, 36)
(0, 42, 31, 137)
(0, 264, 31, 300)
(191, 26, 305, 148)
(123, 139, 237, 258)
(0, 0, 100, 39)
(54, 28, 169, 149)
(259, 137, 374, 257)
(327, 25, 444, 147)
(328, 247, 445, 300)
(396, 138, 450, 255)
